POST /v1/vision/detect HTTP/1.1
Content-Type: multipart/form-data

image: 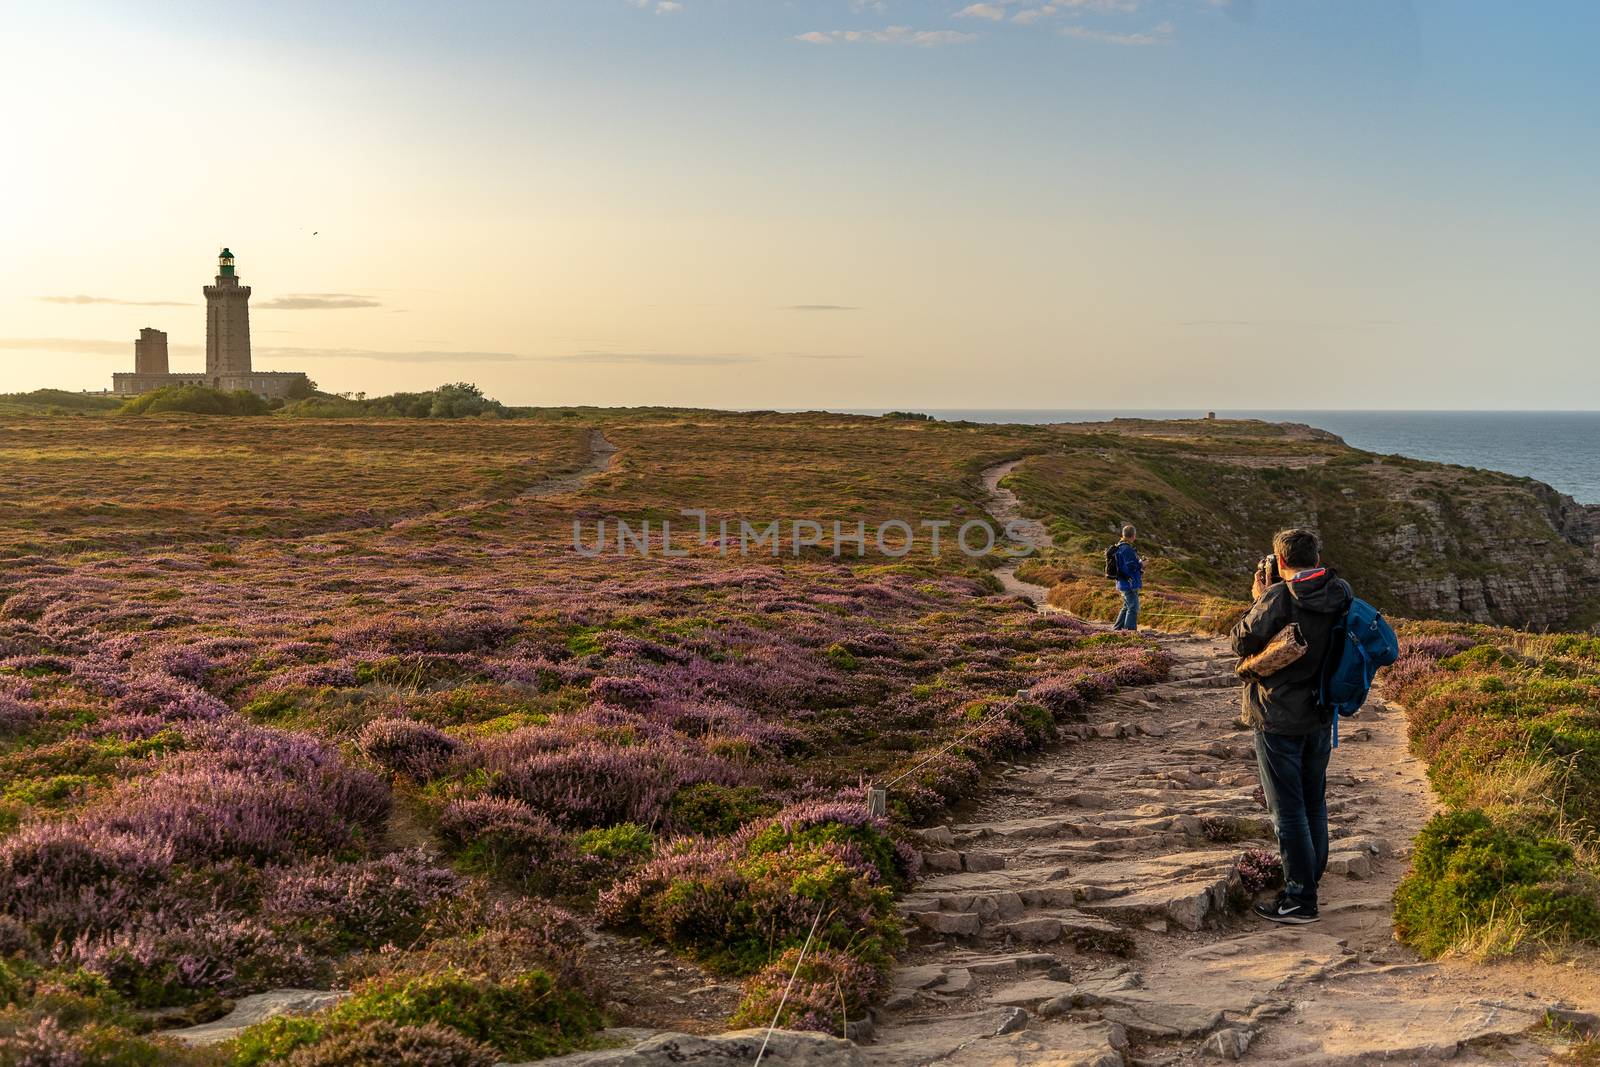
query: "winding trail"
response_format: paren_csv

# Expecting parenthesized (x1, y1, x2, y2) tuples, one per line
(861, 460, 1596, 1066)
(983, 458, 1055, 605)
(519, 429, 619, 500)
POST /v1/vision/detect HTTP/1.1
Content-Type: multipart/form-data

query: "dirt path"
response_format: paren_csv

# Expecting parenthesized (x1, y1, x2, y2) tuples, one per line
(519, 428, 619, 499)
(860, 462, 1597, 1065)
(983, 458, 1056, 605)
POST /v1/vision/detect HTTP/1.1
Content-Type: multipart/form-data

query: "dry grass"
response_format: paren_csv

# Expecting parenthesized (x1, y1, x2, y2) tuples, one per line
(0, 417, 596, 557)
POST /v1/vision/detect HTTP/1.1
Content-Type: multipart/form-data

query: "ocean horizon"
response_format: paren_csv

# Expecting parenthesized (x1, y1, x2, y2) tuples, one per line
(823, 410, 1600, 505)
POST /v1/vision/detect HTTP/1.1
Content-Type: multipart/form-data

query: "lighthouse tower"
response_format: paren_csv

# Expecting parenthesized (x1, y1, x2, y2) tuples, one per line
(203, 247, 252, 386)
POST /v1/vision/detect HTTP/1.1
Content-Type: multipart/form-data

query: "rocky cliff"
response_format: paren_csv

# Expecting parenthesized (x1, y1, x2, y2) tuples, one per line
(1008, 420, 1600, 632)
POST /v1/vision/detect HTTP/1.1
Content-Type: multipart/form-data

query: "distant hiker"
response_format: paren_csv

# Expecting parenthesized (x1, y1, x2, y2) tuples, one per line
(1106, 525, 1142, 631)
(1230, 528, 1352, 925)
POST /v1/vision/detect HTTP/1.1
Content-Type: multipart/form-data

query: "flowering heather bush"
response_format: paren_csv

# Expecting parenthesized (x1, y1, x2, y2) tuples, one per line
(587, 675, 660, 709)
(473, 735, 744, 830)
(88, 768, 367, 865)
(0, 697, 40, 740)
(265, 851, 464, 951)
(730, 947, 884, 1036)
(281, 1021, 497, 1067)
(1237, 849, 1283, 894)
(434, 796, 570, 889)
(598, 801, 909, 975)
(0, 1017, 83, 1067)
(63, 911, 317, 1006)
(1397, 634, 1479, 661)
(0, 823, 173, 941)
(0, 991, 211, 1065)
(355, 718, 460, 780)
(109, 675, 228, 725)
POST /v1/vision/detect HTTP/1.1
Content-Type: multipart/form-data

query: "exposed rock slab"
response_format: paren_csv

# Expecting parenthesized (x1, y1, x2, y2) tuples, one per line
(526, 1029, 863, 1066)
(864, 1008, 1127, 1067)
(1251, 981, 1550, 1064)
(164, 988, 347, 1046)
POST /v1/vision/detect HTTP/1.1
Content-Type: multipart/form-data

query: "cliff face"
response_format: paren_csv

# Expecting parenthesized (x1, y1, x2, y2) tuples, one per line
(1010, 420, 1600, 632)
(1371, 479, 1600, 630)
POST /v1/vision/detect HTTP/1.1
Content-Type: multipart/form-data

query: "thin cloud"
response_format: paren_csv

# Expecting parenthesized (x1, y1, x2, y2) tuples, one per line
(0, 338, 864, 369)
(256, 293, 383, 310)
(784, 304, 860, 312)
(796, 26, 979, 46)
(0, 337, 147, 356)
(38, 295, 191, 307)
(0, 337, 522, 364)
(955, 3, 1008, 20)
(1005, 1, 1144, 25)
(625, 0, 681, 12)
(259, 346, 525, 363)
(544, 352, 761, 366)
(1060, 19, 1172, 44)
(1175, 319, 1401, 328)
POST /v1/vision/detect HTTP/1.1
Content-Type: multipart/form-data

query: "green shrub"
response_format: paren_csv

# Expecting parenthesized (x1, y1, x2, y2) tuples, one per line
(669, 784, 778, 836)
(574, 823, 653, 863)
(1393, 809, 1600, 957)
(600, 810, 911, 977)
(280, 1020, 495, 1067)
(232, 1015, 326, 1067)
(231, 967, 601, 1064)
(336, 968, 600, 1060)
(119, 385, 269, 416)
(1439, 644, 1520, 673)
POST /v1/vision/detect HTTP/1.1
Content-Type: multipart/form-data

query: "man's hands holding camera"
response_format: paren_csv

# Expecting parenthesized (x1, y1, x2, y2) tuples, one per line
(1252, 554, 1280, 601)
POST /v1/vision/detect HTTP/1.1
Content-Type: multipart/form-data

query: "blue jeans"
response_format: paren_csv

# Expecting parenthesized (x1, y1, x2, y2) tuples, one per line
(1254, 728, 1332, 906)
(1114, 589, 1139, 630)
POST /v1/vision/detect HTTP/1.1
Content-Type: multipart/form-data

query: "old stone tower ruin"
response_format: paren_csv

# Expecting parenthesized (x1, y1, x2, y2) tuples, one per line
(134, 327, 169, 375)
(112, 249, 311, 399)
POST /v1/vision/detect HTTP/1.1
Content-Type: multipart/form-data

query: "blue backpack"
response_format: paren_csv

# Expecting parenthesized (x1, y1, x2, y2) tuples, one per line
(1319, 597, 1399, 745)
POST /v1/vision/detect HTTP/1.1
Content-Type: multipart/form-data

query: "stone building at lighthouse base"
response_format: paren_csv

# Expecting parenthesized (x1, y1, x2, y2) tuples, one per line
(110, 249, 312, 401)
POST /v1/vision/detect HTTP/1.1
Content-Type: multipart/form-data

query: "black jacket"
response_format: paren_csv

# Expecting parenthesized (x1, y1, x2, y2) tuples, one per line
(1230, 568, 1353, 736)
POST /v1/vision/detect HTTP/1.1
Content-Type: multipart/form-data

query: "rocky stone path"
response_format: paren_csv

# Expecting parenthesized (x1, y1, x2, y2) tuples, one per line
(864, 628, 1591, 1066)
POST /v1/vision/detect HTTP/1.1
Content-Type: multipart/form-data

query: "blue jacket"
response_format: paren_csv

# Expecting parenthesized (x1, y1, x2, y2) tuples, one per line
(1112, 542, 1142, 592)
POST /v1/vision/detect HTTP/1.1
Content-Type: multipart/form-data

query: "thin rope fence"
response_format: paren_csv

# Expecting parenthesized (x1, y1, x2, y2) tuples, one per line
(881, 666, 1123, 791)
(881, 689, 1031, 790)
(751, 904, 826, 1067)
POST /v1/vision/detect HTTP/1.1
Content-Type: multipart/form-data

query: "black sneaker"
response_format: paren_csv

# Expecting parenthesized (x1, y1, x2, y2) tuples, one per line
(1254, 896, 1319, 924)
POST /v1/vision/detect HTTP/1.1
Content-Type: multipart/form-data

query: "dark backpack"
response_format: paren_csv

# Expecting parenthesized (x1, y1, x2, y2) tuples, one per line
(1104, 544, 1121, 580)
(1318, 597, 1399, 744)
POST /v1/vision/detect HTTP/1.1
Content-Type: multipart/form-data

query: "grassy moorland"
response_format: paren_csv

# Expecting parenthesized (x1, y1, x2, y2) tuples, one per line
(4, 404, 1596, 1062)
(0, 410, 1167, 1063)
(0, 418, 597, 556)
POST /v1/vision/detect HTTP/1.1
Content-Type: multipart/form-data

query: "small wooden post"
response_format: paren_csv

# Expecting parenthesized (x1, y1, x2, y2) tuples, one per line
(867, 787, 887, 817)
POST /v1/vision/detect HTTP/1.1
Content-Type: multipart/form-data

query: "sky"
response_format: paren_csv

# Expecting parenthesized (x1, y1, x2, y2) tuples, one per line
(1, 0, 1596, 410)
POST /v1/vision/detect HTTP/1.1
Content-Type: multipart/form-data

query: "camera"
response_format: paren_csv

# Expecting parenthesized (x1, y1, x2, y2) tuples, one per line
(1258, 554, 1281, 586)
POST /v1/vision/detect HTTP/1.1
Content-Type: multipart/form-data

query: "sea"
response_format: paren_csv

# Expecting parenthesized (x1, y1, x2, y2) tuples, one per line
(829, 410, 1600, 506)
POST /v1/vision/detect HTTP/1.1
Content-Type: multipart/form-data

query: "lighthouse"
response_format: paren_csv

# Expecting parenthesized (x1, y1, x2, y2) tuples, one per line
(112, 247, 311, 399)
(203, 247, 253, 386)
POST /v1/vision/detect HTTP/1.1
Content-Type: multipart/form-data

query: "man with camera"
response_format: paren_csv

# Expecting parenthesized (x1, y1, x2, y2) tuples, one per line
(1230, 528, 1353, 925)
